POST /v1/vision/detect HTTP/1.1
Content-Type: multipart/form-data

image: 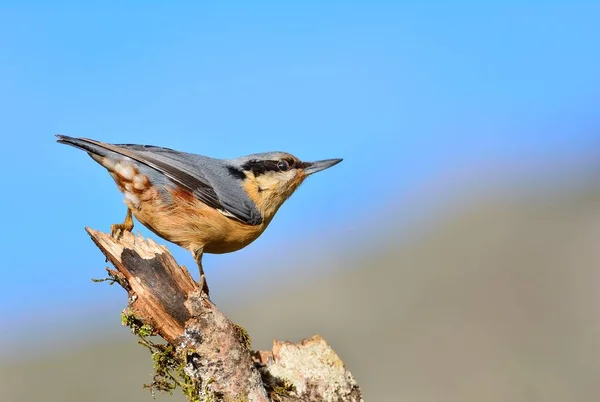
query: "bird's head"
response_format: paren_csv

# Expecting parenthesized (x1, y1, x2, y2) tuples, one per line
(229, 152, 342, 222)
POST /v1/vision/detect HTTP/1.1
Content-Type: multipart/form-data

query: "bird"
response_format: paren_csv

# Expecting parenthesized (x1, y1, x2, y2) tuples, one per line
(56, 135, 342, 292)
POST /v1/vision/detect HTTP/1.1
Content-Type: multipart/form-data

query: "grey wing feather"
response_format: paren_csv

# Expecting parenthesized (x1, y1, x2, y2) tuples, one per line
(118, 143, 264, 225)
(57, 136, 262, 225)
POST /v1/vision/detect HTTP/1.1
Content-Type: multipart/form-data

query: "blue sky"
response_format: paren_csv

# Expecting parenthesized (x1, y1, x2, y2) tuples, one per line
(1, 3, 599, 340)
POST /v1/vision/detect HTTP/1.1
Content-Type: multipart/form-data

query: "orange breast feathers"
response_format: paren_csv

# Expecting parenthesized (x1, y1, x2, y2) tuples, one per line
(103, 157, 266, 254)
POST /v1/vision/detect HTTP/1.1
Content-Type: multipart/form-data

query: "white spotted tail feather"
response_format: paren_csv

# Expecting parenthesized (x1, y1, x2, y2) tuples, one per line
(57, 136, 155, 212)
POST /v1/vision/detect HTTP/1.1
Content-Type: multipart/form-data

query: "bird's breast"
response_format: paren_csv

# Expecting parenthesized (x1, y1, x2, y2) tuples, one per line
(128, 185, 267, 254)
(105, 159, 267, 253)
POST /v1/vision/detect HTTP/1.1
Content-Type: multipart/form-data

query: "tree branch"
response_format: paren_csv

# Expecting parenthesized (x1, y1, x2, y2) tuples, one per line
(86, 228, 363, 402)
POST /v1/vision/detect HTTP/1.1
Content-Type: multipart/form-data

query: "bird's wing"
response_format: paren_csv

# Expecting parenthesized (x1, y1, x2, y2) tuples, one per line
(58, 136, 262, 225)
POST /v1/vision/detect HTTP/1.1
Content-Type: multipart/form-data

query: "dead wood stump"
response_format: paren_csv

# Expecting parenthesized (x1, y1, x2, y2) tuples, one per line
(86, 228, 363, 402)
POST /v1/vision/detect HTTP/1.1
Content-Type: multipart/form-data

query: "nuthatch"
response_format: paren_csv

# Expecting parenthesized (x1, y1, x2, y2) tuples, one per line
(57, 135, 342, 290)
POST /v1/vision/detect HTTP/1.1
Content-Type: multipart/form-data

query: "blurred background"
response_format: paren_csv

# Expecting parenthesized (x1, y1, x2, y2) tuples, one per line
(1, 2, 599, 401)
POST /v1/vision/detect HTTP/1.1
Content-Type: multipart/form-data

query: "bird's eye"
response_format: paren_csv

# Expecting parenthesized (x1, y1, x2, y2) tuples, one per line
(277, 160, 290, 171)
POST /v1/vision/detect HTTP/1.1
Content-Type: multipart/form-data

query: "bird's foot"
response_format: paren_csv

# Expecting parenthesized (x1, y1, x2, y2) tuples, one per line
(198, 274, 209, 297)
(111, 208, 134, 239)
(194, 248, 210, 297)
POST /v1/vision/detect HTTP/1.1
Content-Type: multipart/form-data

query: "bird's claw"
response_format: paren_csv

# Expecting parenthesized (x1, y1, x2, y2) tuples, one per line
(193, 247, 210, 297)
(199, 274, 210, 297)
(111, 209, 134, 239)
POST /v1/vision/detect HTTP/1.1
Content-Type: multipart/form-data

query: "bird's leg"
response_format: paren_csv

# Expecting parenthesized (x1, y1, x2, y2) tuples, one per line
(194, 247, 210, 297)
(110, 208, 134, 239)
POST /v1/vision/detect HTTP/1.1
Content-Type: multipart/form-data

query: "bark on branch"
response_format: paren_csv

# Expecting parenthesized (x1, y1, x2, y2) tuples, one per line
(86, 228, 363, 402)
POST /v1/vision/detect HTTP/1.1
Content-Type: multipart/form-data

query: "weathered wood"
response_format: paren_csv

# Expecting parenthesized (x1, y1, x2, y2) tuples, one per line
(253, 336, 363, 402)
(86, 228, 363, 402)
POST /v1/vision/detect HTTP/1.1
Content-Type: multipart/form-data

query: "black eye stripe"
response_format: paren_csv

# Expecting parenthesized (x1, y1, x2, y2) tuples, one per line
(241, 159, 296, 176)
(241, 160, 277, 176)
(227, 166, 246, 180)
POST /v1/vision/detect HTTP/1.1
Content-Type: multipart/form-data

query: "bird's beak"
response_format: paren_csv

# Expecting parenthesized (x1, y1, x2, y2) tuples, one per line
(303, 158, 343, 175)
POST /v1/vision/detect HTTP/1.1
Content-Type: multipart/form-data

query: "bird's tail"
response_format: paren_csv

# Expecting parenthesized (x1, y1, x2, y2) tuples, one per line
(56, 135, 109, 157)
(56, 134, 126, 170)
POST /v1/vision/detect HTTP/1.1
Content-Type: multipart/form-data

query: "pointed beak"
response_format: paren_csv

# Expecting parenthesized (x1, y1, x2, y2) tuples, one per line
(303, 158, 343, 175)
